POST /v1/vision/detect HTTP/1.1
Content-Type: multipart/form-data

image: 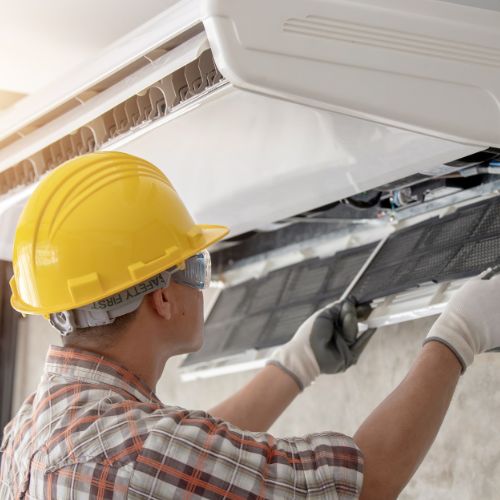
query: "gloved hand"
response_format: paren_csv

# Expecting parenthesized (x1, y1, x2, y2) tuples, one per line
(424, 274, 500, 373)
(268, 298, 376, 390)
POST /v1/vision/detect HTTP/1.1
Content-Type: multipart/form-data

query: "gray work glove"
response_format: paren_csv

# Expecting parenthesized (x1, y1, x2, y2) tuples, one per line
(424, 273, 500, 373)
(268, 299, 376, 390)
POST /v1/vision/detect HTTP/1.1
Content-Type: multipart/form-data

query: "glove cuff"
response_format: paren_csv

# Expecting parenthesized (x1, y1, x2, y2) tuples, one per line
(424, 311, 476, 372)
(268, 341, 321, 390)
(423, 337, 468, 373)
(267, 360, 306, 391)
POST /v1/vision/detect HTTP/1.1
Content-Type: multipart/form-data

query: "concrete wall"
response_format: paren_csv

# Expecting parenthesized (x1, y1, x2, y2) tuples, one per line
(12, 314, 500, 499)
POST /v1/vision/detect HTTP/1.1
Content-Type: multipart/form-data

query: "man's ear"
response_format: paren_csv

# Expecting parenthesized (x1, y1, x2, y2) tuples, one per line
(150, 288, 172, 320)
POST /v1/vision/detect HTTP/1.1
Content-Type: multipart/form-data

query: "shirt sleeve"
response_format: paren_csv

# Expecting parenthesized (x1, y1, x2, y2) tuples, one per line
(129, 407, 364, 499)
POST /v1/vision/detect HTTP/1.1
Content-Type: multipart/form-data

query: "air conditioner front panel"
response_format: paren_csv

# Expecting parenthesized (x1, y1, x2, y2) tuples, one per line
(115, 87, 480, 236)
(202, 0, 500, 147)
(0, 83, 481, 262)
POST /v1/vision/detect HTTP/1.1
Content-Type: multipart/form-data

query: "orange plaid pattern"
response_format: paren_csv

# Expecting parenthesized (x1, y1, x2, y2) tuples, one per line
(1, 345, 363, 499)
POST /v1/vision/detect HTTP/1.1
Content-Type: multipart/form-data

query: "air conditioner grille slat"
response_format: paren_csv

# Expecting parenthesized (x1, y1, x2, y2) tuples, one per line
(0, 48, 226, 197)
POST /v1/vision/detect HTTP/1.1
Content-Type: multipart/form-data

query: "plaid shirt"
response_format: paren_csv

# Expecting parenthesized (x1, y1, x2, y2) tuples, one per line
(1, 345, 363, 499)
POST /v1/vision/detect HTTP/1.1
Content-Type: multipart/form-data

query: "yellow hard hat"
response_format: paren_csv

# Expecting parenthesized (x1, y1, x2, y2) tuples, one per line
(10, 151, 229, 317)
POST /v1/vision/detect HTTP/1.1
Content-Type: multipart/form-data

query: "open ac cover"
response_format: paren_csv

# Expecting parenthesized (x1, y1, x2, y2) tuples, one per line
(1, 0, 499, 378)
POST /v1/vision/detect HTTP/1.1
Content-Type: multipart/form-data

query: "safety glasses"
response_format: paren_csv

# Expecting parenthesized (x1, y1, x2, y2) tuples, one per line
(50, 250, 213, 335)
(172, 249, 211, 290)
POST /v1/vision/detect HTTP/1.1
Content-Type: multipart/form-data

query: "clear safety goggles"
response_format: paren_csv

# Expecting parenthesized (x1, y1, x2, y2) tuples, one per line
(172, 249, 211, 290)
(50, 250, 212, 335)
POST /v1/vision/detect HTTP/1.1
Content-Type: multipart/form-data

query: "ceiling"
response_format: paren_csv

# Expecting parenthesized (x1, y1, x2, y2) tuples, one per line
(0, 0, 180, 98)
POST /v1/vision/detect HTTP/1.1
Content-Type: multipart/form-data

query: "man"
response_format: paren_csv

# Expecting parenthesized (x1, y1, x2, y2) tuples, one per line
(1, 151, 498, 499)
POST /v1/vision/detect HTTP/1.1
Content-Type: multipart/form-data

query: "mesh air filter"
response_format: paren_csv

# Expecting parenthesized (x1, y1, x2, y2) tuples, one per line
(325, 243, 378, 297)
(182, 242, 379, 366)
(247, 269, 291, 314)
(471, 197, 500, 240)
(372, 225, 429, 269)
(183, 194, 500, 368)
(418, 207, 483, 250)
(353, 196, 500, 302)
(257, 303, 316, 349)
(280, 260, 330, 304)
(441, 236, 500, 279)
(223, 313, 271, 353)
(350, 264, 403, 302)
(208, 282, 251, 323)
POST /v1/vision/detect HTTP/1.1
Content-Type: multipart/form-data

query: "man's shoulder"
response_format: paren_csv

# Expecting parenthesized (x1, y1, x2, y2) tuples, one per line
(41, 386, 176, 468)
(5, 378, 184, 470)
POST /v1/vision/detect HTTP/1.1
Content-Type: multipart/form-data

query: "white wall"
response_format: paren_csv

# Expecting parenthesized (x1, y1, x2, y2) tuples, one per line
(12, 314, 500, 499)
(12, 315, 60, 412)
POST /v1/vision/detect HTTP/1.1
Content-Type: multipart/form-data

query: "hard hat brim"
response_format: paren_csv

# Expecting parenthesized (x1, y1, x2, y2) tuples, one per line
(10, 223, 229, 318)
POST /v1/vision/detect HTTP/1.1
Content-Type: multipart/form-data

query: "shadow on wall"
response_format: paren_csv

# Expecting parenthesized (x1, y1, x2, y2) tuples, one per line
(0, 90, 24, 110)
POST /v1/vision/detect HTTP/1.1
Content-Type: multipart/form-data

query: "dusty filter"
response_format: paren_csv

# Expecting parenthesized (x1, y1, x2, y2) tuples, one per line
(352, 196, 500, 302)
(185, 195, 500, 367)
(183, 243, 377, 366)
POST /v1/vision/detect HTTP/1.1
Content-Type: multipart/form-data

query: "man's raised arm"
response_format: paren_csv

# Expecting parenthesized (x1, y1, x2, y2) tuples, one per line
(355, 275, 500, 499)
(209, 299, 374, 430)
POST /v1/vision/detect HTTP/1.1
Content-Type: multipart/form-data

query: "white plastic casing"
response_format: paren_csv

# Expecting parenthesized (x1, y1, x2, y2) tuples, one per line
(202, 0, 500, 147)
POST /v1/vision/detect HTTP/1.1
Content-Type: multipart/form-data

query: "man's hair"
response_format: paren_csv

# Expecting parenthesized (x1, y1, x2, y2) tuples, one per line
(60, 308, 139, 350)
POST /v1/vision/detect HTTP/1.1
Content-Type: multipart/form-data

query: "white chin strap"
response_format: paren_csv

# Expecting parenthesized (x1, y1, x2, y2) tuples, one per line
(50, 270, 171, 336)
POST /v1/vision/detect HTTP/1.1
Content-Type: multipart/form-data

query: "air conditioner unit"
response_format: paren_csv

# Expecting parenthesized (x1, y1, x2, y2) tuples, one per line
(2, 0, 499, 255)
(1, 0, 499, 377)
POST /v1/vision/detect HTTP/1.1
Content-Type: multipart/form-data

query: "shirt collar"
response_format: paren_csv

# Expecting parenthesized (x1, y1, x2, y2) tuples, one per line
(44, 345, 162, 405)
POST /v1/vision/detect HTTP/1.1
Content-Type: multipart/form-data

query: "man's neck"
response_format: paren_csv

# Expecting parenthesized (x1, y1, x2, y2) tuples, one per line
(64, 340, 167, 392)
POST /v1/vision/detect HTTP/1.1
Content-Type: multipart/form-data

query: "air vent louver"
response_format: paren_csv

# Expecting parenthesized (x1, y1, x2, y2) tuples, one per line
(0, 48, 224, 197)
